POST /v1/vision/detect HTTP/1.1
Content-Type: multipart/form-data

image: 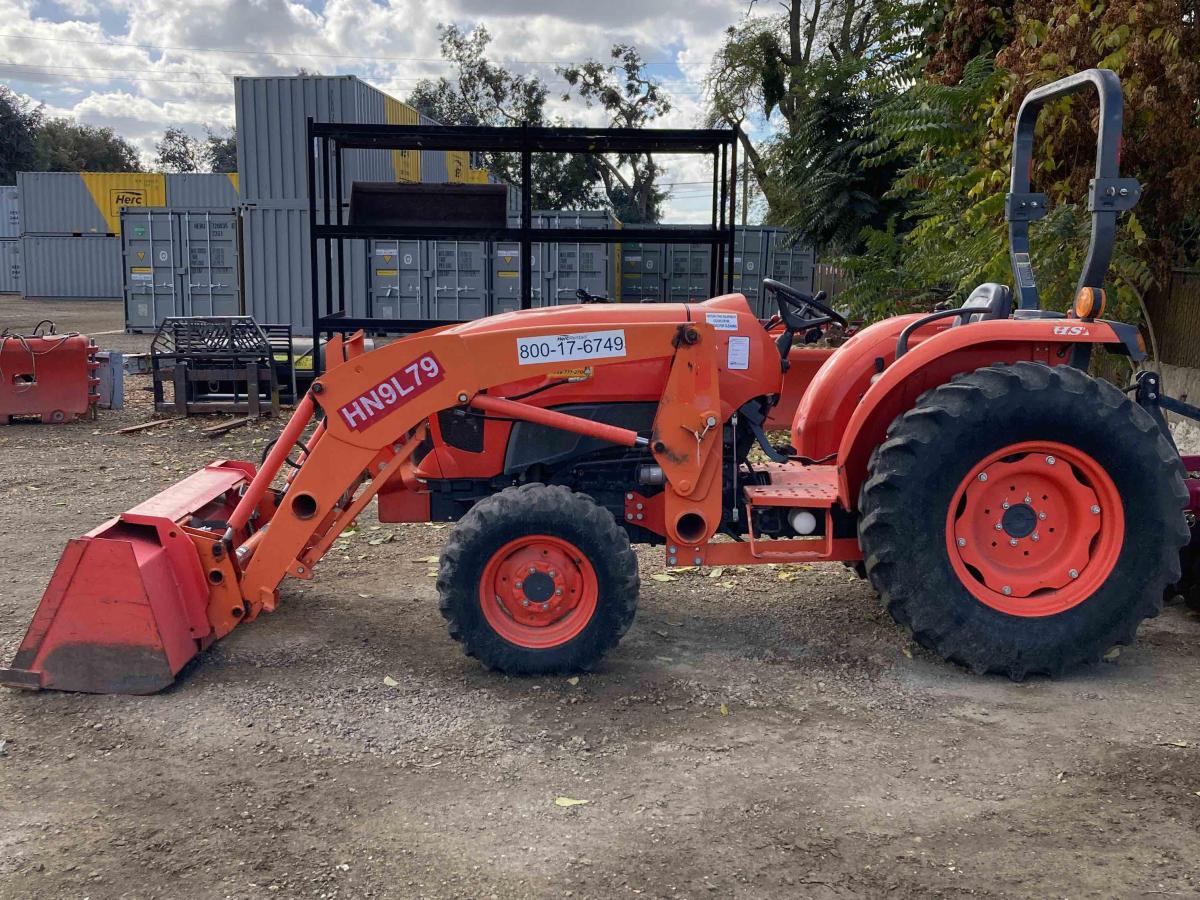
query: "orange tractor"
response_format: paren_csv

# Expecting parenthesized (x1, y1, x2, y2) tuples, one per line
(3, 69, 1195, 694)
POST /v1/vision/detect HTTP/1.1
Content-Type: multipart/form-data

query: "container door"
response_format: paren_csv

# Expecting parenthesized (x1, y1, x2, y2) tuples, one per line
(182, 212, 241, 317)
(123, 210, 182, 330)
(621, 242, 667, 302)
(491, 242, 543, 313)
(551, 242, 611, 304)
(733, 228, 768, 315)
(666, 244, 710, 302)
(369, 239, 422, 320)
(426, 241, 488, 321)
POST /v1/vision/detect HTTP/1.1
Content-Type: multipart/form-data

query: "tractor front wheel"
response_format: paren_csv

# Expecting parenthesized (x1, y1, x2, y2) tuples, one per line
(437, 484, 639, 674)
(858, 362, 1189, 678)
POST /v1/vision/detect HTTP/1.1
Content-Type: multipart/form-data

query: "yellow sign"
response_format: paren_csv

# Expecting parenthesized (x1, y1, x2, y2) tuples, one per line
(383, 255, 393, 263)
(80, 173, 166, 233)
(130, 266, 152, 274)
(496, 271, 518, 278)
(549, 367, 593, 382)
(385, 97, 421, 183)
(376, 269, 398, 277)
(136, 251, 145, 260)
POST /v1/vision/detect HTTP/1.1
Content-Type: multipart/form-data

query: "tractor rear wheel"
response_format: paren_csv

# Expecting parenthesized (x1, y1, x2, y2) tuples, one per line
(437, 483, 639, 674)
(858, 362, 1189, 678)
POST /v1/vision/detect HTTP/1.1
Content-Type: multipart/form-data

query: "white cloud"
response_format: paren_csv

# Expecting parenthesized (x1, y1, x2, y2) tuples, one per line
(0, 0, 763, 219)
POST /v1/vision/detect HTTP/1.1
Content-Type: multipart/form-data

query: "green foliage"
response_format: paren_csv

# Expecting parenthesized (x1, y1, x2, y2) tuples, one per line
(0, 85, 42, 182)
(36, 119, 141, 172)
(841, 0, 1200, 325)
(408, 24, 602, 211)
(205, 128, 237, 174)
(559, 44, 671, 223)
(154, 126, 201, 173)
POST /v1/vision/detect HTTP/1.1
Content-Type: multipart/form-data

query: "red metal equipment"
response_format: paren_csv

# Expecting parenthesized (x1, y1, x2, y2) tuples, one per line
(0, 324, 99, 424)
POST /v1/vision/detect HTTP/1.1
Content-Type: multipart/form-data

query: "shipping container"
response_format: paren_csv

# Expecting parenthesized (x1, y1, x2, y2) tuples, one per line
(492, 211, 620, 312)
(17, 172, 166, 235)
(387, 100, 421, 183)
(20, 235, 122, 298)
(427, 240, 489, 319)
(121, 208, 241, 331)
(0, 240, 21, 293)
(241, 204, 371, 334)
(766, 233, 816, 307)
(235, 75, 412, 203)
(620, 241, 668, 303)
(0, 185, 19, 239)
(367, 238, 423, 320)
(165, 173, 240, 208)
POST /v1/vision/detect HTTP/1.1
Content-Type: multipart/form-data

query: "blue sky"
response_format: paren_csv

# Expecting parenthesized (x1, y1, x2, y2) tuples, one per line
(1, 0, 771, 221)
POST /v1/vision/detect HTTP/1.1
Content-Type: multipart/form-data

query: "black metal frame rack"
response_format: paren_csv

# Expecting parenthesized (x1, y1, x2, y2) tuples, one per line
(306, 121, 739, 373)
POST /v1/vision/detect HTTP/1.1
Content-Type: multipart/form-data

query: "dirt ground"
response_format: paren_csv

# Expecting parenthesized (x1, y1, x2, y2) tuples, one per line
(1, 296, 1198, 900)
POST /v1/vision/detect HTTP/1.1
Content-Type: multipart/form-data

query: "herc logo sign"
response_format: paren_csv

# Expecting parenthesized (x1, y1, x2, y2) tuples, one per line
(337, 353, 445, 431)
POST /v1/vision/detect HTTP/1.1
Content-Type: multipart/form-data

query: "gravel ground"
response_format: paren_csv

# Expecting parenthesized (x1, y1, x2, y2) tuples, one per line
(1, 296, 1199, 899)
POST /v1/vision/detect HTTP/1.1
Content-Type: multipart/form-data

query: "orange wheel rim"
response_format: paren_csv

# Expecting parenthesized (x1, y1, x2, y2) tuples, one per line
(945, 441, 1124, 617)
(479, 535, 599, 648)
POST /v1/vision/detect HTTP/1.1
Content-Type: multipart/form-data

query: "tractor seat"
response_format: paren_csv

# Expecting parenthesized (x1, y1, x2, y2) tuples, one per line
(953, 283, 1012, 325)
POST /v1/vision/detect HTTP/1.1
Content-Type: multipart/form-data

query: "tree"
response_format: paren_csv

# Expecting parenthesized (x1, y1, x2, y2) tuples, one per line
(705, 0, 901, 223)
(843, 0, 1200, 327)
(408, 25, 603, 211)
(155, 127, 201, 173)
(559, 45, 671, 223)
(0, 85, 41, 182)
(204, 127, 237, 173)
(34, 118, 140, 172)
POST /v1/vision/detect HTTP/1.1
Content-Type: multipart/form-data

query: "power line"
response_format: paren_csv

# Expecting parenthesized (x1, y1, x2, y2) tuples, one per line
(0, 32, 681, 67)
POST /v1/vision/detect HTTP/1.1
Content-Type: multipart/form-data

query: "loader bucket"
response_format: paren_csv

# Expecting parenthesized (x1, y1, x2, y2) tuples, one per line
(0, 461, 255, 694)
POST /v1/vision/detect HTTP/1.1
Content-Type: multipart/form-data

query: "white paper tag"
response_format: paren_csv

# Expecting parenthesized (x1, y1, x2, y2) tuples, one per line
(705, 312, 738, 331)
(516, 330, 627, 365)
(727, 335, 750, 370)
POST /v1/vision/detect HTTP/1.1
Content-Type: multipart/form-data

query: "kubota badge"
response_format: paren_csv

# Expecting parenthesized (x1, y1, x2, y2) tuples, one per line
(338, 353, 445, 431)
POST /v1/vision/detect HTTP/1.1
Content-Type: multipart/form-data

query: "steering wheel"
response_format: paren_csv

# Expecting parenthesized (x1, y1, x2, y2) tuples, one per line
(763, 279, 846, 330)
(762, 279, 847, 364)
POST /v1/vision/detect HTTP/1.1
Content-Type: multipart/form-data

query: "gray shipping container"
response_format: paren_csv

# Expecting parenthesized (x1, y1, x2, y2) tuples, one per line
(20, 235, 122, 298)
(766, 232, 816, 304)
(0, 185, 19, 239)
(0, 240, 21, 293)
(492, 210, 618, 312)
(235, 75, 400, 203)
(165, 173, 240, 208)
(620, 241, 668, 302)
(122, 208, 241, 331)
(242, 204, 371, 335)
(367, 239, 423, 320)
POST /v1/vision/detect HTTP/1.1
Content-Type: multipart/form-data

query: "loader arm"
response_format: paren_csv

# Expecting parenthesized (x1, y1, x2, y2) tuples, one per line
(231, 318, 727, 622)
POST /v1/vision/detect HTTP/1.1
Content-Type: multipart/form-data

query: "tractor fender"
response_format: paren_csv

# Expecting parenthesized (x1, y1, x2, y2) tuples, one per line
(835, 318, 1134, 507)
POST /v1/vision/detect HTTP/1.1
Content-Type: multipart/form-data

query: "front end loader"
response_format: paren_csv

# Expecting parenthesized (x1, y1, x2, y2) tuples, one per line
(3, 68, 1196, 694)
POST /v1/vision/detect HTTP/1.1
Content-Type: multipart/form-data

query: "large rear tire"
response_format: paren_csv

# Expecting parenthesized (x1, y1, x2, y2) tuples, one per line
(437, 483, 639, 674)
(858, 362, 1188, 678)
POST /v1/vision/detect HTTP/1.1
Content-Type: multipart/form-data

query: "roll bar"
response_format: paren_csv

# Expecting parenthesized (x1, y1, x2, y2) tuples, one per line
(1005, 68, 1141, 310)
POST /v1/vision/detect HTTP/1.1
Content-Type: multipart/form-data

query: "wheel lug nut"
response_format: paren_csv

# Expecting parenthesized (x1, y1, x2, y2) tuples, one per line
(1009, 538, 1018, 546)
(1069, 569, 1079, 579)
(541, 602, 550, 610)
(522, 599, 529, 607)
(1032, 533, 1040, 542)
(1024, 495, 1032, 504)
(555, 588, 563, 596)
(1002, 586, 1012, 596)
(1002, 501, 1010, 510)
(957, 537, 966, 547)
(994, 522, 1003, 531)
(1090, 505, 1100, 514)
(515, 580, 523, 589)
(528, 566, 537, 574)
(1038, 511, 1047, 520)
(978, 473, 988, 482)
(1045, 455, 1056, 465)
(548, 569, 557, 578)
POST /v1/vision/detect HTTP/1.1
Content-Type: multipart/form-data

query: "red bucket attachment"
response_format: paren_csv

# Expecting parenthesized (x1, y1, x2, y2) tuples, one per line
(1, 462, 255, 694)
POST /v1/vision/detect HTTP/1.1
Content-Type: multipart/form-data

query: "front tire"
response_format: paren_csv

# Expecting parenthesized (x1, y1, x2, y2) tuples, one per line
(858, 362, 1189, 678)
(437, 483, 639, 674)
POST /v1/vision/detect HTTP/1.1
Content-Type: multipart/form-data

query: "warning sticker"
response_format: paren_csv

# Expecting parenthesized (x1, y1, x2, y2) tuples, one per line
(337, 353, 445, 431)
(705, 312, 738, 331)
(517, 330, 626, 365)
(375, 269, 398, 277)
(130, 266, 152, 274)
(727, 335, 750, 371)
